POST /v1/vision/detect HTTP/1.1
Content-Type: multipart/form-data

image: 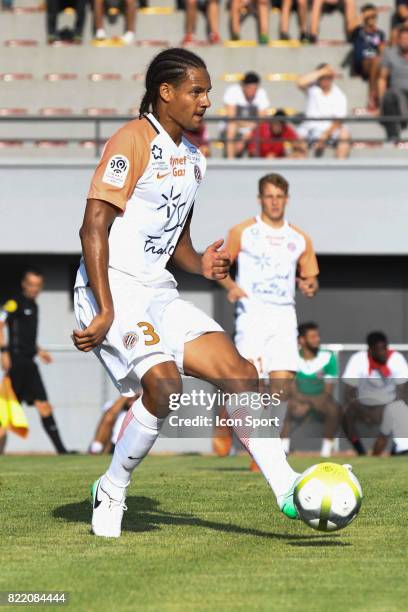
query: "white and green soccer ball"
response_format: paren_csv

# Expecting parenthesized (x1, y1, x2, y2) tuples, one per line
(294, 462, 363, 532)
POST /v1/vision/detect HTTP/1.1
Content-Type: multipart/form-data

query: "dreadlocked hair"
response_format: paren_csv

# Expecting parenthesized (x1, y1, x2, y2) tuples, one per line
(139, 48, 207, 117)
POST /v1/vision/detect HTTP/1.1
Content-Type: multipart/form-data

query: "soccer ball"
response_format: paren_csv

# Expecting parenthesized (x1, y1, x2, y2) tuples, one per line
(294, 462, 363, 532)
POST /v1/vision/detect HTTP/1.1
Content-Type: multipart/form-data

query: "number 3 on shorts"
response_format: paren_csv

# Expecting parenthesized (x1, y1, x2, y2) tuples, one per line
(137, 321, 160, 346)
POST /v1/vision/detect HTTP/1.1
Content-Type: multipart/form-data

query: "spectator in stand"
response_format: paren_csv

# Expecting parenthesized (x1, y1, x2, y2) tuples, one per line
(378, 24, 408, 140)
(342, 331, 408, 455)
(372, 399, 408, 455)
(309, 0, 357, 44)
(391, 0, 408, 45)
(184, 122, 211, 157)
(279, 0, 310, 42)
(94, 0, 136, 44)
(297, 63, 351, 158)
(281, 322, 340, 458)
(230, 0, 270, 44)
(46, 0, 87, 44)
(247, 109, 306, 158)
(223, 71, 270, 159)
(182, 0, 221, 45)
(350, 4, 385, 110)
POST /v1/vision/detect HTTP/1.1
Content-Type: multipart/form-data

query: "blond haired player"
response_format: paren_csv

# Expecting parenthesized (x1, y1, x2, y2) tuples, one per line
(72, 50, 303, 537)
(215, 173, 319, 467)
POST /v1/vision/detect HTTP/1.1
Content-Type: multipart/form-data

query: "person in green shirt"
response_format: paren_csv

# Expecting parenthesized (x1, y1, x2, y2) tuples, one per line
(281, 322, 340, 457)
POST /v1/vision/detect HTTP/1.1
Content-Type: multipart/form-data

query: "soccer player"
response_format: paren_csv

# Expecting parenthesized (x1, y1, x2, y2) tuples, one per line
(342, 331, 408, 455)
(0, 269, 71, 454)
(89, 395, 137, 455)
(216, 173, 319, 469)
(281, 322, 340, 458)
(73, 48, 302, 537)
(372, 399, 408, 456)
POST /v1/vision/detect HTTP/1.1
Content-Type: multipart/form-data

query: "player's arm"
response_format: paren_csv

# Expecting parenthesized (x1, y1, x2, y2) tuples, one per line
(171, 211, 231, 280)
(297, 231, 319, 297)
(297, 65, 335, 90)
(73, 199, 119, 352)
(297, 276, 319, 297)
(36, 346, 53, 364)
(214, 225, 248, 302)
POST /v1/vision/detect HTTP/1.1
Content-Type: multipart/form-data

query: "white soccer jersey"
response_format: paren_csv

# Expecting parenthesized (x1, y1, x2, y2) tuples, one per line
(75, 113, 206, 288)
(342, 350, 408, 406)
(226, 216, 319, 307)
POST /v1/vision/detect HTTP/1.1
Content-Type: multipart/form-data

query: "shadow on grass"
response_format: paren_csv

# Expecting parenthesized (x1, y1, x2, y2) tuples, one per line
(288, 538, 351, 547)
(53, 495, 346, 544)
(194, 467, 250, 473)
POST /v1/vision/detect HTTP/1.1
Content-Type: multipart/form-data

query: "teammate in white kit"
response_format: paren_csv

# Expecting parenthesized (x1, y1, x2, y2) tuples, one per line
(72, 49, 302, 537)
(216, 173, 319, 469)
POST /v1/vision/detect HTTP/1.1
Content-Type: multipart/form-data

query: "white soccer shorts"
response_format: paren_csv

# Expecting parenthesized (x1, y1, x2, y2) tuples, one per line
(74, 270, 223, 395)
(235, 303, 298, 376)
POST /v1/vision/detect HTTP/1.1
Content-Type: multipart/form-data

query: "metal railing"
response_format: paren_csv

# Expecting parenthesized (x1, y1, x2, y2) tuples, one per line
(0, 114, 406, 157)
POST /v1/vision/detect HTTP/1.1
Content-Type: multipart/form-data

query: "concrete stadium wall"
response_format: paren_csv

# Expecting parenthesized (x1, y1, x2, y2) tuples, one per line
(1, 159, 408, 255)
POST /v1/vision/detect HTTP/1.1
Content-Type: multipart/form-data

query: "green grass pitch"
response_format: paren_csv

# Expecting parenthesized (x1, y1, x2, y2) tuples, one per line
(0, 455, 407, 611)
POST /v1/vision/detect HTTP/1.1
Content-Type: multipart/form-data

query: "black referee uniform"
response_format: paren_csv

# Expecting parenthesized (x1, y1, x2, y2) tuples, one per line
(0, 294, 69, 453)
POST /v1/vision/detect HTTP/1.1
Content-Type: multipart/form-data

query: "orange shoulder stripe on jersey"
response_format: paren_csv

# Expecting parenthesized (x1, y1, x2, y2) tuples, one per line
(87, 117, 156, 211)
(225, 217, 256, 262)
(289, 223, 319, 278)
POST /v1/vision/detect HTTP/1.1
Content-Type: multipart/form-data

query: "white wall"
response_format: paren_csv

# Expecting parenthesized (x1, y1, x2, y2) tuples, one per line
(1, 159, 408, 255)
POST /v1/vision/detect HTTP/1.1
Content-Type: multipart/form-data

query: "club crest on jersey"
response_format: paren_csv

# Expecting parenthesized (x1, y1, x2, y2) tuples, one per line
(194, 165, 202, 183)
(152, 145, 163, 160)
(287, 242, 296, 252)
(102, 155, 130, 188)
(122, 331, 139, 350)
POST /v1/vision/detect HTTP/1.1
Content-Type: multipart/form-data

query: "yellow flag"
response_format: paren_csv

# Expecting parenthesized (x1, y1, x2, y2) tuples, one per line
(0, 377, 29, 438)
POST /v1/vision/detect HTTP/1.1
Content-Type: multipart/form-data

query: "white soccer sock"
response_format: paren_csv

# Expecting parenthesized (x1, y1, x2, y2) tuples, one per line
(320, 438, 334, 458)
(281, 437, 290, 455)
(226, 394, 298, 501)
(102, 396, 164, 499)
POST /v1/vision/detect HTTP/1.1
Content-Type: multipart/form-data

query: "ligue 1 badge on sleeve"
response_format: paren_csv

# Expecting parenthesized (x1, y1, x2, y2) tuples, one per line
(102, 155, 130, 188)
(194, 165, 202, 184)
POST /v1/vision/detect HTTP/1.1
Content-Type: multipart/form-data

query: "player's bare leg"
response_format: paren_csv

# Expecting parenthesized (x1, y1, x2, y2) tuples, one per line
(311, 394, 341, 457)
(90, 396, 131, 454)
(184, 332, 299, 517)
(251, 371, 295, 472)
(280, 396, 312, 454)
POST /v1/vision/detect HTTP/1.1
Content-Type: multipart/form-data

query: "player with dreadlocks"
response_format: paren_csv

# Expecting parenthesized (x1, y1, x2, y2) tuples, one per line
(73, 48, 301, 537)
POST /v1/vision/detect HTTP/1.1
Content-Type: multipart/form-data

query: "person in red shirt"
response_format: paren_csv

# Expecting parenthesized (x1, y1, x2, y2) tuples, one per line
(247, 110, 306, 158)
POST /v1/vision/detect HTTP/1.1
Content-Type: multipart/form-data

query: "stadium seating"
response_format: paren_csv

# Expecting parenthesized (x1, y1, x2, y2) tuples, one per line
(0, 0, 406, 158)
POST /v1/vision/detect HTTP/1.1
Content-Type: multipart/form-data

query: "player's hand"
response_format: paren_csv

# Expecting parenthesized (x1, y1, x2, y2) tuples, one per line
(38, 349, 53, 364)
(72, 312, 114, 352)
(227, 285, 248, 303)
(201, 239, 231, 281)
(1, 351, 11, 373)
(297, 277, 318, 297)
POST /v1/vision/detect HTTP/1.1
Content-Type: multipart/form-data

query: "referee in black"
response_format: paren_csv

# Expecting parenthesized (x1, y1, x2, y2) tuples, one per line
(0, 268, 71, 454)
